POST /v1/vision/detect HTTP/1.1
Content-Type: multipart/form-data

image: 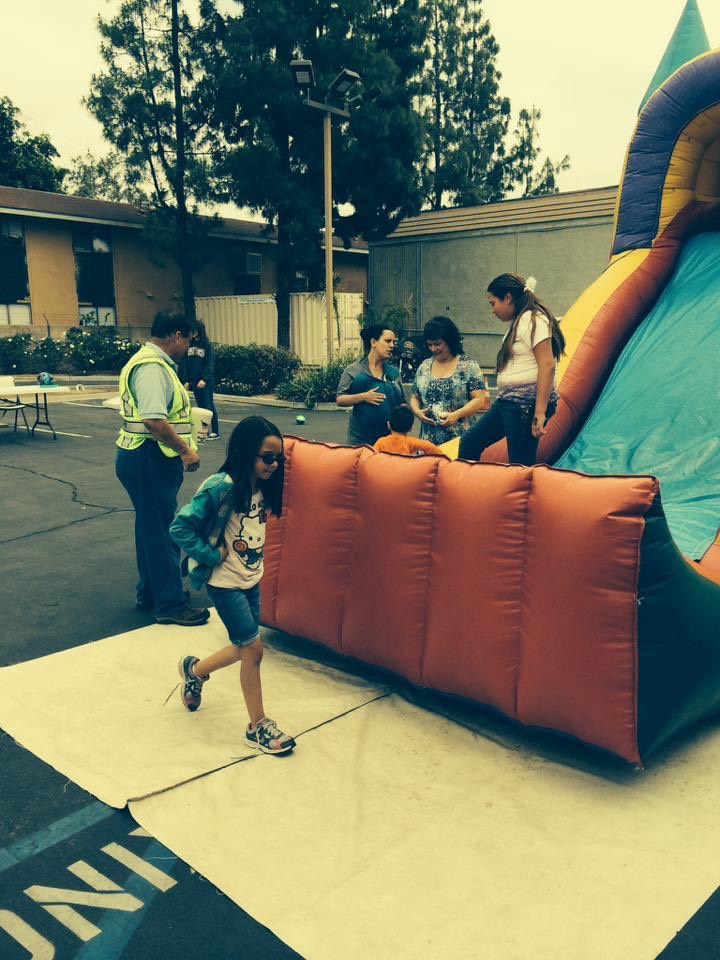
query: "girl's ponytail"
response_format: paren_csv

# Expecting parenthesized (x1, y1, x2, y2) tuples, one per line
(489, 273, 565, 372)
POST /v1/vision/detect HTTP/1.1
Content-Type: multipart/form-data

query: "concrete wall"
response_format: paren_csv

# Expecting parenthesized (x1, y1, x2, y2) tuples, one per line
(370, 220, 613, 368)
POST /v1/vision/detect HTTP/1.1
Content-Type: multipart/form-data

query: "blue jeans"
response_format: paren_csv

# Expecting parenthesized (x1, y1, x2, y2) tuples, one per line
(192, 382, 219, 435)
(207, 583, 261, 646)
(458, 397, 557, 466)
(115, 442, 187, 616)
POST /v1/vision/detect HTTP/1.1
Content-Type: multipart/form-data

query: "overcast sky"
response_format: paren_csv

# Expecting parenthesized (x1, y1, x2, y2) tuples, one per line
(0, 0, 718, 203)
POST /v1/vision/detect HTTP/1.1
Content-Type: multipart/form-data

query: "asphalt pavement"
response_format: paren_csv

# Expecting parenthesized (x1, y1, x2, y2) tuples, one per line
(0, 396, 349, 960)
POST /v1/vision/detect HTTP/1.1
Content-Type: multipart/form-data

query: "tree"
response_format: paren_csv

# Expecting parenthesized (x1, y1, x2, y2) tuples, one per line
(65, 150, 149, 204)
(196, 0, 428, 347)
(332, 1, 428, 245)
(0, 97, 65, 192)
(508, 107, 570, 198)
(420, 0, 568, 208)
(86, 0, 214, 320)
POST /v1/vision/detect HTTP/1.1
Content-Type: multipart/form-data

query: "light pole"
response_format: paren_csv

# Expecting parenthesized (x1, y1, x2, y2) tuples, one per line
(290, 60, 360, 361)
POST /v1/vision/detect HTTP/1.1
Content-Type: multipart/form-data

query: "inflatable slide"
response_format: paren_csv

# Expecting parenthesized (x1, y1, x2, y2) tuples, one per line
(262, 49, 720, 767)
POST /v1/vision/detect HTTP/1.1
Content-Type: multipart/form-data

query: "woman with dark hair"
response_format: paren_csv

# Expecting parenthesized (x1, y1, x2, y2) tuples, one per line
(410, 316, 487, 446)
(169, 415, 295, 755)
(179, 320, 219, 439)
(336, 323, 404, 445)
(458, 273, 565, 465)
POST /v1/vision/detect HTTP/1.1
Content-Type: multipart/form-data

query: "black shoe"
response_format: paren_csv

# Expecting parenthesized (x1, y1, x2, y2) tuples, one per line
(156, 606, 209, 626)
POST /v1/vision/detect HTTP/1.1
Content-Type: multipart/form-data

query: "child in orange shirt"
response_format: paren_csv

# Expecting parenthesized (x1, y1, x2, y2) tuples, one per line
(373, 404, 443, 456)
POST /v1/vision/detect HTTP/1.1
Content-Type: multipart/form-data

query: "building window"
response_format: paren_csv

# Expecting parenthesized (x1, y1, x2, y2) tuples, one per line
(73, 226, 116, 325)
(0, 216, 31, 325)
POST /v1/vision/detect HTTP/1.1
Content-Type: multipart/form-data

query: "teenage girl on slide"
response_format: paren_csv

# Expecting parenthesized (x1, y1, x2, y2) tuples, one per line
(459, 273, 565, 465)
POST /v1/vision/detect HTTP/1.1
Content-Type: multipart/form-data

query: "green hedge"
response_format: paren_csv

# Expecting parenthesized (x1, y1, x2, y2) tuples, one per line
(214, 343, 301, 396)
(0, 333, 33, 374)
(0, 328, 138, 375)
(276, 350, 360, 408)
(0, 331, 301, 391)
(60, 328, 138, 375)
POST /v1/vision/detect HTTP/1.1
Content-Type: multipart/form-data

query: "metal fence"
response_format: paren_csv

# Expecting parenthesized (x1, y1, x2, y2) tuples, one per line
(195, 292, 365, 365)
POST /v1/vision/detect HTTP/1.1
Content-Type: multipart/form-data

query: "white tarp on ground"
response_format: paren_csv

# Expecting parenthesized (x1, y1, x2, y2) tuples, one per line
(131, 694, 720, 960)
(0, 613, 390, 808)
(2, 622, 720, 958)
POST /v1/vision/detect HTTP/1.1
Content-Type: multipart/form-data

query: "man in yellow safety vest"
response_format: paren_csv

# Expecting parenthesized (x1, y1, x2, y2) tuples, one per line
(115, 310, 209, 626)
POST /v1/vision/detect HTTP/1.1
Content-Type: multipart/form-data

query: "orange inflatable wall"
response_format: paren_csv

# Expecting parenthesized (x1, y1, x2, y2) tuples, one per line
(262, 439, 659, 764)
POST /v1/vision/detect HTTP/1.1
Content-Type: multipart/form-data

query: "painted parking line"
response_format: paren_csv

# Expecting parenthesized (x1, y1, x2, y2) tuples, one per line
(32, 429, 93, 439)
(0, 808, 181, 960)
(0, 801, 113, 874)
(73, 838, 179, 960)
(61, 402, 111, 409)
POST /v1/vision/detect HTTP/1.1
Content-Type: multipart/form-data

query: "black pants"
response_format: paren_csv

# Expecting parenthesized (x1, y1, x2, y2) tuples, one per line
(458, 397, 557, 466)
(115, 442, 186, 616)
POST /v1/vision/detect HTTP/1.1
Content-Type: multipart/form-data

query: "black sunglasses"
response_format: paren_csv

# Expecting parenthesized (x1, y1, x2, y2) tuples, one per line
(257, 452, 285, 466)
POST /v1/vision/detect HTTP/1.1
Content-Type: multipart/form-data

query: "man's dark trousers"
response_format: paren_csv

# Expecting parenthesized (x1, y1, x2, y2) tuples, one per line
(116, 440, 187, 617)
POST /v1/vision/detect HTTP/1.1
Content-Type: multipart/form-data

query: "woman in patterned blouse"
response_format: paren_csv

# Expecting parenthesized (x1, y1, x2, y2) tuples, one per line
(410, 316, 488, 446)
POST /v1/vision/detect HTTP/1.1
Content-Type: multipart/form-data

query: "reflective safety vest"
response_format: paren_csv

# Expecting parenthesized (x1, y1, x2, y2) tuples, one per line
(116, 345, 196, 457)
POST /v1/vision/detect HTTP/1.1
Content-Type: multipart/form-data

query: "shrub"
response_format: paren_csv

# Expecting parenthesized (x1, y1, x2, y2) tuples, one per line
(62, 327, 138, 374)
(28, 336, 66, 374)
(215, 343, 301, 396)
(276, 350, 360, 408)
(0, 333, 33, 374)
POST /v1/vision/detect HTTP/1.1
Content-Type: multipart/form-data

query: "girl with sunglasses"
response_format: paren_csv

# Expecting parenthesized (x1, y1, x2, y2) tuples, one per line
(170, 416, 295, 755)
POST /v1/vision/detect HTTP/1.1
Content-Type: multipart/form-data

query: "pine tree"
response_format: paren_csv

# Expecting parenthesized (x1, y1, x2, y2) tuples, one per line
(420, 0, 568, 208)
(421, 0, 462, 210)
(86, 0, 214, 320)
(508, 107, 570, 198)
(196, 0, 428, 347)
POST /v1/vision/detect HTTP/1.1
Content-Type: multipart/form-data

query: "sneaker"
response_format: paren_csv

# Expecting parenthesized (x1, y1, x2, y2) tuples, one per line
(178, 655, 209, 711)
(245, 718, 296, 755)
(156, 605, 209, 626)
(206, 432, 220, 440)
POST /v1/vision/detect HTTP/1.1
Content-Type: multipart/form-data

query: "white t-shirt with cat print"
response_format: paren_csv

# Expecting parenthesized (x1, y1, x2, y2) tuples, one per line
(208, 493, 267, 589)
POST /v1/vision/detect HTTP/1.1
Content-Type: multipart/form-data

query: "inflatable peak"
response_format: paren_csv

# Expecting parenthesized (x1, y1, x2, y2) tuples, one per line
(639, 0, 710, 112)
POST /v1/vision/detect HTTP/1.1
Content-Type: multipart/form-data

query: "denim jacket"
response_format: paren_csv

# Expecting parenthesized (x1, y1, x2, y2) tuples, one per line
(170, 472, 236, 590)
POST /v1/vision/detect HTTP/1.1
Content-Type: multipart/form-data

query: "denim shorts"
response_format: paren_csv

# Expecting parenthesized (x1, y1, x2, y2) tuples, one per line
(207, 583, 261, 647)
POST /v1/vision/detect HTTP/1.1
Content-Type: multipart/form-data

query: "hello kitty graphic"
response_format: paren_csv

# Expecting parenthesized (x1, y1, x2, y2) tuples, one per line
(231, 500, 267, 571)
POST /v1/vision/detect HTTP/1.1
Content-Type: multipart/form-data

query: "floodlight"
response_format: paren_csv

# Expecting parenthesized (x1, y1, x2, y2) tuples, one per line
(327, 68, 361, 100)
(290, 59, 316, 90)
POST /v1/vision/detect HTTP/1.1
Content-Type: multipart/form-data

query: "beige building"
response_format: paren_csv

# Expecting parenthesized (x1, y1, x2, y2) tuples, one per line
(0, 186, 368, 340)
(369, 186, 617, 368)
